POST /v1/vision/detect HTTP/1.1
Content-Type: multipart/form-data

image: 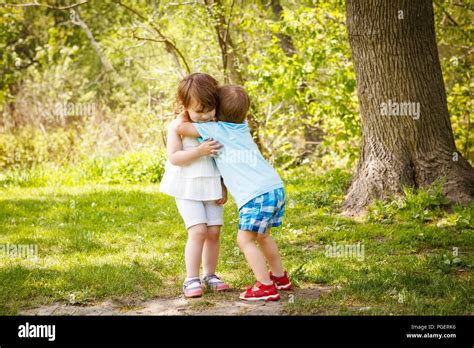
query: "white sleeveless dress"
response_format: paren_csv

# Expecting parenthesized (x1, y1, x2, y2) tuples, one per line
(159, 136, 222, 200)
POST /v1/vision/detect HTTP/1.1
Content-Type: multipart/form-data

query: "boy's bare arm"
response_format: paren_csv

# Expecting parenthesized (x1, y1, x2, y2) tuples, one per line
(167, 120, 221, 166)
(176, 122, 200, 138)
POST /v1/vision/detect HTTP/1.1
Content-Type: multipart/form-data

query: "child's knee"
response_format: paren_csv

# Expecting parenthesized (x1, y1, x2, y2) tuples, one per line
(237, 230, 256, 248)
(206, 228, 220, 242)
(256, 232, 269, 243)
(188, 224, 207, 240)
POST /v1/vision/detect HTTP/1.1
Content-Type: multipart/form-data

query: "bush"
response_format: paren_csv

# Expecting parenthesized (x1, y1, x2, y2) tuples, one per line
(0, 149, 167, 188)
(101, 150, 166, 184)
(0, 127, 80, 170)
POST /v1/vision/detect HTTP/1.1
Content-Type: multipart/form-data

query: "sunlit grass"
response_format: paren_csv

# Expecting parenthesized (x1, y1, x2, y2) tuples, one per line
(0, 170, 472, 315)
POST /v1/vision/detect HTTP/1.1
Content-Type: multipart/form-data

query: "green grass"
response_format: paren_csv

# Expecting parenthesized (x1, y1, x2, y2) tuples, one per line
(0, 168, 472, 315)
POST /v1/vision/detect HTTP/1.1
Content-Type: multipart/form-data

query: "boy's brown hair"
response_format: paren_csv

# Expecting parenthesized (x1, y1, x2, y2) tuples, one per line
(216, 85, 250, 123)
(176, 73, 219, 113)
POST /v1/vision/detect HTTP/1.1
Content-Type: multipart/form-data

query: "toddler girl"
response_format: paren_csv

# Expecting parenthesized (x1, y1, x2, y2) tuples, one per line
(159, 73, 230, 298)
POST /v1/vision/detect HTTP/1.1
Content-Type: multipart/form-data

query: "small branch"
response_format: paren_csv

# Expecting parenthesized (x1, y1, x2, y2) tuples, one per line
(114, 0, 191, 73)
(223, 0, 235, 47)
(71, 10, 114, 72)
(168, 1, 204, 6)
(122, 40, 146, 51)
(433, 1, 470, 40)
(204, 0, 238, 83)
(1, 1, 88, 10)
(132, 33, 166, 44)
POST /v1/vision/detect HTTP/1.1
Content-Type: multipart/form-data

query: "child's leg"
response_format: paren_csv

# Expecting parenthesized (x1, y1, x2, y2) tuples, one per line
(256, 188, 286, 277)
(185, 223, 207, 278)
(257, 228, 284, 276)
(176, 198, 209, 279)
(203, 224, 230, 291)
(201, 200, 223, 276)
(202, 225, 220, 276)
(237, 230, 272, 284)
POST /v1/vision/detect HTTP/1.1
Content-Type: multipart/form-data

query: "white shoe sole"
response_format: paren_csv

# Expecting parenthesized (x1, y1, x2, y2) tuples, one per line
(184, 291, 203, 298)
(239, 293, 280, 301)
(276, 283, 292, 290)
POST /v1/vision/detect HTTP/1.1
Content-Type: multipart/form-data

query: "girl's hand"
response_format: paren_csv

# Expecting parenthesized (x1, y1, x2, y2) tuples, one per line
(197, 138, 222, 158)
(215, 187, 228, 205)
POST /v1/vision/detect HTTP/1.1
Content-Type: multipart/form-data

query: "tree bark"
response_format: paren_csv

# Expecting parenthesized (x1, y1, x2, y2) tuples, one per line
(344, 0, 474, 214)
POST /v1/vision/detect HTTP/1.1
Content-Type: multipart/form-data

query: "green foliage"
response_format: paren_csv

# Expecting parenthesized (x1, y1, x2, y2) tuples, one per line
(436, 204, 473, 229)
(1, 0, 470, 173)
(0, 127, 78, 169)
(400, 181, 450, 221)
(0, 149, 167, 188)
(101, 149, 166, 184)
(243, 1, 359, 167)
(434, 0, 473, 162)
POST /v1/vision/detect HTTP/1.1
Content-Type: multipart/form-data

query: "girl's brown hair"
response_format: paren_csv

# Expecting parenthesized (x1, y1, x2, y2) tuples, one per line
(176, 73, 219, 114)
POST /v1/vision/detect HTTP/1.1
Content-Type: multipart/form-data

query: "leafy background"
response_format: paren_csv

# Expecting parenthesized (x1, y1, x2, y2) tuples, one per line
(0, 0, 471, 185)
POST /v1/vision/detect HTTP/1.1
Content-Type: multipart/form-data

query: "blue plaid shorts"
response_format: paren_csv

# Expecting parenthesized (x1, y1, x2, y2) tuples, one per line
(238, 187, 285, 234)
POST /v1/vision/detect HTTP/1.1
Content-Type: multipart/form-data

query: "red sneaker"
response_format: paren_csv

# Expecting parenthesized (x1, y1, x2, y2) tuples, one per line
(270, 271, 292, 290)
(239, 281, 280, 301)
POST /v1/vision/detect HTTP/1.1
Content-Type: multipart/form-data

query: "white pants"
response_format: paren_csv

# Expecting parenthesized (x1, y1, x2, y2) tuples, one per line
(175, 198, 223, 229)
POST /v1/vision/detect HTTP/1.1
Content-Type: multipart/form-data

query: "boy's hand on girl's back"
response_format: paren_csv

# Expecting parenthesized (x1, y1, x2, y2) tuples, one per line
(197, 138, 222, 158)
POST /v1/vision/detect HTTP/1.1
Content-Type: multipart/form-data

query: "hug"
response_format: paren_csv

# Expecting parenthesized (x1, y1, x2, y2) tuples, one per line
(160, 73, 292, 301)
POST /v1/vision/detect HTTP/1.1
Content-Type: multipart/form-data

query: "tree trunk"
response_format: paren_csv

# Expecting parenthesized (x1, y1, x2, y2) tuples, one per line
(344, 0, 474, 214)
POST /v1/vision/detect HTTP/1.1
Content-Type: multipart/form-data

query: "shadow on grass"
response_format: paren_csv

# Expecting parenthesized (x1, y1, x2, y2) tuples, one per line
(0, 188, 183, 254)
(0, 262, 164, 315)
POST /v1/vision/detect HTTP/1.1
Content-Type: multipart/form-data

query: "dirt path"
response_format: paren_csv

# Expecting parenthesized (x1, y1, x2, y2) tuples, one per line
(19, 285, 332, 316)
